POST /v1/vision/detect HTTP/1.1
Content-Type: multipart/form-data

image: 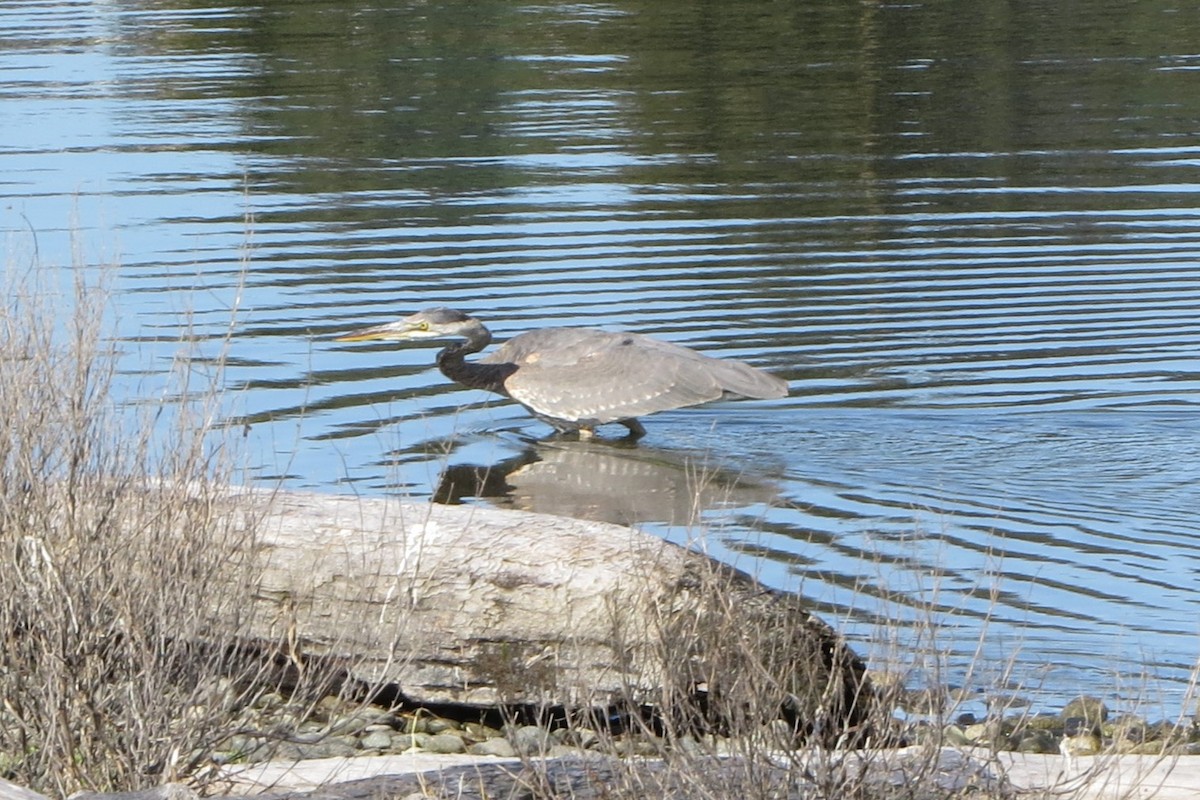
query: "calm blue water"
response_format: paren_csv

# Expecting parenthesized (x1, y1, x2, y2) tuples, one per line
(4, 0, 1200, 717)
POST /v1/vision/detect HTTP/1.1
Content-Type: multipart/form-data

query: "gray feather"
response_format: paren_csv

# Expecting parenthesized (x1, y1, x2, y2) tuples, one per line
(483, 328, 787, 425)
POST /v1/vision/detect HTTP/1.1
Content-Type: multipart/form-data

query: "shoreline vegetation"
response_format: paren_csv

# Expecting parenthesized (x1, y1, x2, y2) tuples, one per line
(2, 269, 1198, 800)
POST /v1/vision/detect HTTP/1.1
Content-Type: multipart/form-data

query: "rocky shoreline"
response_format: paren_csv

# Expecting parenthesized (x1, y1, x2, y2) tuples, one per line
(159, 687, 1200, 772)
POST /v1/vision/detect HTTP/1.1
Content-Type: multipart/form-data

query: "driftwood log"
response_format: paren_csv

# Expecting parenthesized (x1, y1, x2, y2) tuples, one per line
(228, 490, 873, 740)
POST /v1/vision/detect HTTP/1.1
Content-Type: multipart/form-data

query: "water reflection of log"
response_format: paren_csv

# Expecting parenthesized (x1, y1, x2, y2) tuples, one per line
(434, 440, 778, 527)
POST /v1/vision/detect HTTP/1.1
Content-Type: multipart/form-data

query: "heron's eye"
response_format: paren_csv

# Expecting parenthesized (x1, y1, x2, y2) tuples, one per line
(416, 321, 430, 331)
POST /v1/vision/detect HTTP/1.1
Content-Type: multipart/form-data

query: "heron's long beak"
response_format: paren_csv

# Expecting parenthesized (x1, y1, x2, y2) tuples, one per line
(333, 320, 414, 342)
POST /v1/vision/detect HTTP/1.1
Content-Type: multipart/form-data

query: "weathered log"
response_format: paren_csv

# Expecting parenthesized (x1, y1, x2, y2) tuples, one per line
(226, 490, 873, 739)
(0, 777, 49, 800)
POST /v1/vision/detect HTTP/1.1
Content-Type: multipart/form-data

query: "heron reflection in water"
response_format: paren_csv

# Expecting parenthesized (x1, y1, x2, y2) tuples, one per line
(334, 307, 789, 439)
(434, 439, 782, 527)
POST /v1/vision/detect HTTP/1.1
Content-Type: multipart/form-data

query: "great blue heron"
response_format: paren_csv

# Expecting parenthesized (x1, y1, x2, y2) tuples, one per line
(334, 307, 788, 439)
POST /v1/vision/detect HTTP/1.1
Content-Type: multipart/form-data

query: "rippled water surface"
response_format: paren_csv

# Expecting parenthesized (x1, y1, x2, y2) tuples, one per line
(5, 0, 1200, 714)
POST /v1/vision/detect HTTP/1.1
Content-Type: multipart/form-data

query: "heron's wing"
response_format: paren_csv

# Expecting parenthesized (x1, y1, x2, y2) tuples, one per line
(485, 328, 787, 424)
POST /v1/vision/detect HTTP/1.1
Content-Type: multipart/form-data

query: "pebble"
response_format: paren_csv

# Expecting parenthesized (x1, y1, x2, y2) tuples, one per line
(425, 733, 466, 754)
(963, 723, 991, 743)
(464, 722, 502, 740)
(554, 727, 600, 750)
(185, 685, 1200, 772)
(1060, 731, 1102, 757)
(941, 725, 969, 747)
(508, 724, 551, 754)
(1106, 714, 1146, 743)
(1016, 731, 1056, 754)
(219, 734, 258, 756)
(392, 733, 431, 751)
(613, 737, 661, 757)
(404, 715, 430, 734)
(469, 738, 517, 757)
(425, 717, 461, 734)
(360, 730, 393, 750)
(328, 711, 382, 736)
(1059, 695, 1108, 724)
(250, 737, 358, 762)
(1024, 714, 1062, 732)
(253, 691, 286, 710)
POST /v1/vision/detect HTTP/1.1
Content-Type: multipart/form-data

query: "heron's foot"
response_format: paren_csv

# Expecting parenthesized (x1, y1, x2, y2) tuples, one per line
(618, 418, 646, 440)
(544, 420, 643, 442)
(545, 424, 591, 440)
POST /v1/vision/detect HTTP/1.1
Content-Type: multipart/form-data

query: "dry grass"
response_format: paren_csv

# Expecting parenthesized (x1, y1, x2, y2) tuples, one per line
(0, 263, 271, 795)
(477, 491, 1199, 800)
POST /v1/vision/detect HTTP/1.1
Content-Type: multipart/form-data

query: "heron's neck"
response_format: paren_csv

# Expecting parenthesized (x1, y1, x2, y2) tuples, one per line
(436, 325, 508, 392)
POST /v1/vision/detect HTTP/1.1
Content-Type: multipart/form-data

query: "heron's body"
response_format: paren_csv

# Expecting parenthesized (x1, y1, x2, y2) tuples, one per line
(335, 308, 788, 438)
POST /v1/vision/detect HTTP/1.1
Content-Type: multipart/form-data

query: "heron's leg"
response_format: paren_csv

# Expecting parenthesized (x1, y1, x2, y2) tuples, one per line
(618, 418, 646, 440)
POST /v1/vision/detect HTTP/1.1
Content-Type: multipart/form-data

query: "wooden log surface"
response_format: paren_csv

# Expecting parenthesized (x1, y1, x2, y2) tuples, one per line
(0, 777, 48, 800)
(228, 489, 869, 728)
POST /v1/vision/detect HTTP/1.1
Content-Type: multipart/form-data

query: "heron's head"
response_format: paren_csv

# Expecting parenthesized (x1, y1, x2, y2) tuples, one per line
(334, 307, 484, 342)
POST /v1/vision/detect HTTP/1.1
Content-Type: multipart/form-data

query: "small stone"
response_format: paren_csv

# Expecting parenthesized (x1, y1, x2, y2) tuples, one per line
(361, 730, 393, 750)
(315, 695, 349, 717)
(1106, 714, 1147, 743)
(248, 742, 283, 762)
(253, 692, 286, 710)
(392, 732, 432, 751)
(327, 711, 379, 736)
(1126, 741, 1166, 755)
(1060, 731, 1102, 757)
(219, 734, 258, 756)
(509, 725, 551, 754)
(365, 722, 398, 733)
(425, 717, 462, 734)
(403, 714, 430, 734)
(374, 711, 404, 728)
(250, 737, 359, 762)
(963, 723, 990, 743)
(614, 736, 661, 757)
(425, 733, 466, 754)
(1024, 714, 1063, 732)
(1017, 731, 1056, 754)
(464, 722, 502, 740)
(558, 727, 600, 750)
(942, 725, 969, 746)
(319, 735, 362, 757)
(1060, 696, 1108, 725)
(1111, 738, 1139, 754)
(1147, 719, 1185, 742)
(469, 738, 517, 757)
